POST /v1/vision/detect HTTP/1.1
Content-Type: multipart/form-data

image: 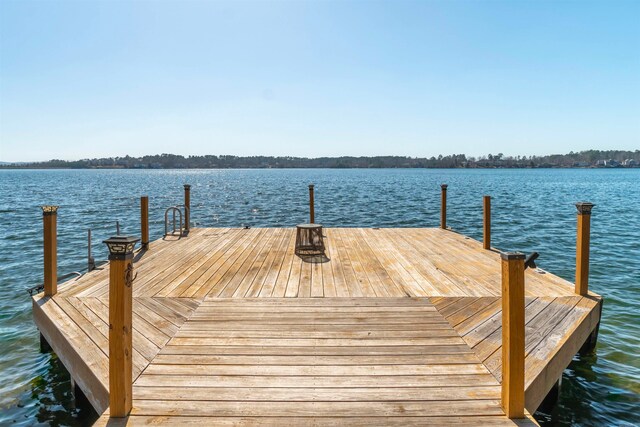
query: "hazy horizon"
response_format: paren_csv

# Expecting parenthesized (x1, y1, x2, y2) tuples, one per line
(1, 0, 639, 162)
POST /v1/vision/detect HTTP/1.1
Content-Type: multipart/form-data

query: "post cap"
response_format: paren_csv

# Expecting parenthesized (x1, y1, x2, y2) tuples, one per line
(575, 202, 595, 215)
(41, 205, 59, 215)
(103, 235, 140, 260)
(441, 184, 448, 190)
(309, 184, 314, 189)
(500, 251, 526, 261)
(184, 184, 191, 190)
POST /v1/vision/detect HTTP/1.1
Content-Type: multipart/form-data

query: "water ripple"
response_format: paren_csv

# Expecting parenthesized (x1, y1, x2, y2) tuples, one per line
(0, 168, 638, 426)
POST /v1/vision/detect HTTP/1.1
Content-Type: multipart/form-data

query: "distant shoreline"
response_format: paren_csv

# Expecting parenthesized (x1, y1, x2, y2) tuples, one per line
(1, 150, 638, 169)
(1, 165, 639, 170)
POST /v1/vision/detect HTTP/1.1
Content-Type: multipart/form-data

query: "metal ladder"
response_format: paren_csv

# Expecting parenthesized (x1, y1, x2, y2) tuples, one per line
(164, 205, 189, 237)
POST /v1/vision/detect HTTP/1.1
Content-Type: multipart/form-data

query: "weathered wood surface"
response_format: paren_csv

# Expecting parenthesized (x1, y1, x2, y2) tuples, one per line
(32, 295, 198, 414)
(61, 228, 584, 299)
(431, 295, 601, 411)
(30, 227, 601, 425)
(92, 298, 536, 425)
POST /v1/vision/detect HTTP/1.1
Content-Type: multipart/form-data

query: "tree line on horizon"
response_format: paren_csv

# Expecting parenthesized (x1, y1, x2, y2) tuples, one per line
(2, 150, 638, 169)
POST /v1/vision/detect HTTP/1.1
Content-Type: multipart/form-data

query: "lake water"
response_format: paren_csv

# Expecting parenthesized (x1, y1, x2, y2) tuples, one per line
(0, 168, 638, 426)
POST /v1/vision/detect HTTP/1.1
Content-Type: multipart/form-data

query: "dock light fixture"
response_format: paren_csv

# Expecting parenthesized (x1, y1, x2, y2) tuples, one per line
(41, 205, 59, 215)
(103, 235, 140, 260)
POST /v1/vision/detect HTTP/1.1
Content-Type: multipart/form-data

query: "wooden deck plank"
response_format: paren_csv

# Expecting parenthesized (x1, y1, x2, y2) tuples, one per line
(359, 228, 428, 297)
(245, 228, 290, 297)
(133, 373, 501, 388)
(332, 228, 365, 297)
(168, 229, 253, 297)
(129, 400, 507, 417)
(185, 228, 264, 298)
(298, 256, 312, 297)
(143, 363, 490, 376)
(65, 297, 149, 377)
(131, 385, 501, 401)
(337, 228, 379, 297)
(310, 258, 324, 297)
(207, 228, 272, 297)
(285, 256, 303, 297)
(224, 228, 282, 298)
(137, 229, 235, 297)
(149, 353, 480, 365)
(153, 228, 240, 297)
(267, 229, 297, 297)
(158, 344, 477, 356)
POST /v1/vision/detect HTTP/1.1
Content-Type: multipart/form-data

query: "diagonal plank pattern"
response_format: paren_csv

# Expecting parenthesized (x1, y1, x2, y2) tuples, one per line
(431, 295, 602, 410)
(33, 295, 200, 412)
(62, 228, 580, 299)
(31, 228, 601, 425)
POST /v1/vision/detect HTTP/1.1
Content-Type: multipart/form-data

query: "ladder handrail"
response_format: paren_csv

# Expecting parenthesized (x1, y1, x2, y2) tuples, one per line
(164, 205, 186, 237)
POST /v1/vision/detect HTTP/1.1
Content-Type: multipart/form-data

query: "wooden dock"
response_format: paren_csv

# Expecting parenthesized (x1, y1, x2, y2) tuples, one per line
(33, 227, 602, 426)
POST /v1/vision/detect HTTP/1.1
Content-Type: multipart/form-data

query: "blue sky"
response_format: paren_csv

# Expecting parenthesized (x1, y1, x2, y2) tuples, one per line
(1, 0, 638, 162)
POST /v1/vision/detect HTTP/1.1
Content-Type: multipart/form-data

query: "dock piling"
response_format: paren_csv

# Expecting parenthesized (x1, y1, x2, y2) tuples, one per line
(501, 251, 525, 419)
(483, 195, 491, 249)
(41, 206, 58, 296)
(88, 229, 96, 271)
(184, 185, 191, 231)
(141, 196, 149, 249)
(104, 235, 139, 417)
(39, 333, 52, 353)
(575, 202, 594, 296)
(309, 184, 315, 224)
(440, 184, 448, 229)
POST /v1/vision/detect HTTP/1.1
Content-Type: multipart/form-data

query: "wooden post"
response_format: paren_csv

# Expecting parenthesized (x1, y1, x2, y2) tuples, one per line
(440, 184, 448, 229)
(104, 236, 139, 418)
(87, 229, 96, 272)
(575, 202, 594, 296)
(501, 251, 525, 419)
(184, 184, 191, 231)
(141, 196, 149, 249)
(483, 195, 491, 250)
(309, 184, 315, 224)
(41, 206, 58, 296)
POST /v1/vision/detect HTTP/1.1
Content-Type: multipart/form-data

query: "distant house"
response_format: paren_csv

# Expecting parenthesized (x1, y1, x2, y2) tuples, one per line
(623, 159, 638, 167)
(595, 160, 606, 167)
(606, 159, 620, 167)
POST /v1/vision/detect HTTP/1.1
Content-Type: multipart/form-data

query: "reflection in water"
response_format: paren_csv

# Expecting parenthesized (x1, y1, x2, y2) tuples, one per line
(535, 351, 640, 426)
(0, 353, 98, 426)
(19, 353, 97, 426)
